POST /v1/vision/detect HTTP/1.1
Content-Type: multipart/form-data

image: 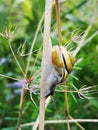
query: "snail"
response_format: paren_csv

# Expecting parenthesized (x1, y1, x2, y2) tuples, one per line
(52, 45, 75, 82)
(40, 45, 75, 99)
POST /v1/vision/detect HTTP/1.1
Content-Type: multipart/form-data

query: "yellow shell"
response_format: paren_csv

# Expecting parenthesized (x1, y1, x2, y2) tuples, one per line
(62, 69, 68, 82)
(52, 45, 75, 73)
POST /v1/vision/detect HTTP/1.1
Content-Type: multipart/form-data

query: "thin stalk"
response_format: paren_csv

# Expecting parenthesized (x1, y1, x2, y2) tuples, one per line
(21, 119, 98, 128)
(39, 97, 46, 130)
(8, 40, 26, 78)
(55, 0, 62, 45)
(55, 2, 71, 128)
(55, 2, 70, 128)
(8, 40, 27, 130)
(32, 116, 39, 130)
(31, 69, 41, 81)
(32, 97, 51, 130)
(83, 31, 98, 47)
(30, 46, 42, 79)
(0, 74, 21, 81)
(73, 24, 92, 57)
(25, 15, 44, 75)
(69, 116, 85, 130)
(16, 87, 27, 130)
(64, 83, 70, 130)
(52, 0, 88, 26)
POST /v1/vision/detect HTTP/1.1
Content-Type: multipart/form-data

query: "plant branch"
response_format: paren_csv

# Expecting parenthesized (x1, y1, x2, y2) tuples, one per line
(30, 46, 42, 79)
(25, 15, 44, 76)
(69, 116, 85, 130)
(16, 87, 27, 130)
(39, 0, 53, 130)
(21, 119, 98, 127)
(55, 0, 62, 45)
(32, 97, 51, 130)
(39, 98, 46, 130)
(0, 74, 21, 81)
(73, 23, 92, 57)
(64, 83, 70, 130)
(8, 40, 26, 78)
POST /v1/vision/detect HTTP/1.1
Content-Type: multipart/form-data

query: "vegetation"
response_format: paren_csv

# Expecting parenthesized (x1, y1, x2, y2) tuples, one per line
(0, 0, 98, 130)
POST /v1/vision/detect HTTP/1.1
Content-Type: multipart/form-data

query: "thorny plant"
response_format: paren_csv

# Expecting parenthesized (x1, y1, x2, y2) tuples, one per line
(0, 23, 98, 130)
(55, 85, 98, 100)
(0, 2, 98, 130)
(76, 85, 98, 99)
(0, 24, 43, 129)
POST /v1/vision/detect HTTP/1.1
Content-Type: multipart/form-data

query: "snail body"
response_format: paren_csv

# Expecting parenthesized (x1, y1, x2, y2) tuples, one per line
(40, 69, 60, 99)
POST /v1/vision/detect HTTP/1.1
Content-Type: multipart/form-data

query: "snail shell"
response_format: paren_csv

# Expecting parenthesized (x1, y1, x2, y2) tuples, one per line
(52, 45, 75, 81)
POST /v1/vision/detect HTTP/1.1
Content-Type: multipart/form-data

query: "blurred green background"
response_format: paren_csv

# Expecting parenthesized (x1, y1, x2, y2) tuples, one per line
(0, 0, 98, 130)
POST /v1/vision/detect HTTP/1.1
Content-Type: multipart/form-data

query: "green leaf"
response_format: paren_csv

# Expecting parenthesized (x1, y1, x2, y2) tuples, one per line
(73, 66, 82, 70)
(1, 127, 16, 130)
(71, 74, 79, 81)
(4, 117, 17, 121)
(90, 100, 98, 109)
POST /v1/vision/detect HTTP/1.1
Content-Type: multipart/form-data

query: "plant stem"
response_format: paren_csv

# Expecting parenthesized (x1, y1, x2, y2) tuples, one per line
(21, 119, 98, 128)
(64, 83, 70, 130)
(55, 3, 70, 128)
(32, 97, 51, 130)
(8, 40, 26, 78)
(69, 116, 85, 130)
(55, 0, 62, 45)
(73, 24, 92, 57)
(1, 32, 26, 79)
(0, 74, 21, 81)
(39, 97, 46, 130)
(30, 46, 42, 79)
(16, 87, 26, 130)
(39, 0, 53, 130)
(25, 15, 44, 76)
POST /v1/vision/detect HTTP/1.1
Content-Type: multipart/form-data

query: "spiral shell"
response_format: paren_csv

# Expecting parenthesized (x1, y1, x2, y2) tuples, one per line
(52, 45, 75, 81)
